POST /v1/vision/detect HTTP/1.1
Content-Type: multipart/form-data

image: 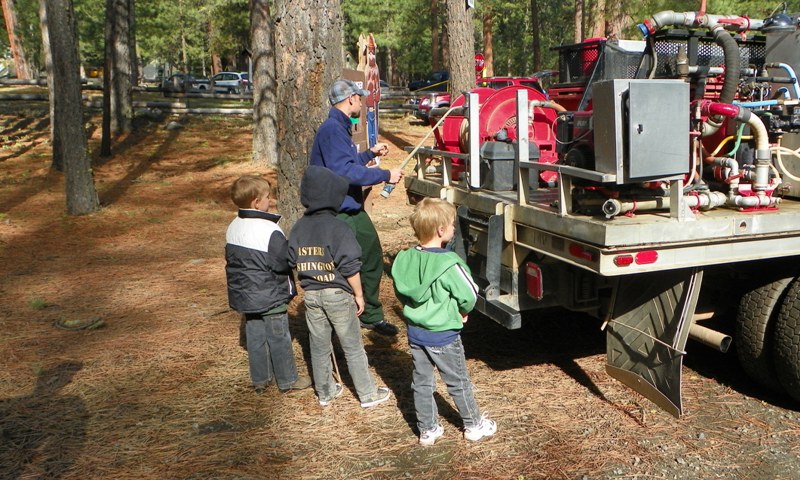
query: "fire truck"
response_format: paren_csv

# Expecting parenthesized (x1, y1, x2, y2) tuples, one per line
(402, 6, 800, 416)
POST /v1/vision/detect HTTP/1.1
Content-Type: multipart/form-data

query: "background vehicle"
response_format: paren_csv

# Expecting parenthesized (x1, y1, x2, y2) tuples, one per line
(211, 72, 250, 94)
(408, 70, 449, 92)
(162, 73, 209, 93)
(403, 8, 800, 416)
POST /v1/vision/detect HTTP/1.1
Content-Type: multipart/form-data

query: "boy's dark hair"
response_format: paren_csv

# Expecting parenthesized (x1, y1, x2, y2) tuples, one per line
(231, 176, 272, 209)
(409, 198, 456, 243)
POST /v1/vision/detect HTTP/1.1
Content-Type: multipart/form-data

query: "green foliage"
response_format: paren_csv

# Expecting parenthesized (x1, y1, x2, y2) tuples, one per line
(136, 0, 211, 73)
(75, 0, 105, 66)
(343, 0, 433, 83)
(29, 296, 46, 310)
(208, 0, 249, 62)
(9, 0, 43, 71)
(7, 0, 800, 85)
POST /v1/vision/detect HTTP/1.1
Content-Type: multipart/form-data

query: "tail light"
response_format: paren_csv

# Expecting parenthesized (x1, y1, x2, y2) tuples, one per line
(613, 250, 658, 267)
(525, 262, 543, 300)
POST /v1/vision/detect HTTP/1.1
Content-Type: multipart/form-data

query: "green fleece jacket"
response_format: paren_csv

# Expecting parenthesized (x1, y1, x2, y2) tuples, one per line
(391, 246, 478, 331)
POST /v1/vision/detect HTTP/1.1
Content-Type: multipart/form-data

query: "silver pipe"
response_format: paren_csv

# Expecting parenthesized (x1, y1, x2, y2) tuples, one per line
(602, 191, 727, 218)
(646, 11, 765, 31)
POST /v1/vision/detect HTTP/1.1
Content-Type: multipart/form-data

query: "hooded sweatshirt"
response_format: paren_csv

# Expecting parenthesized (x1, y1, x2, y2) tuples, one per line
(391, 246, 479, 346)
(288, 166, 362, 293)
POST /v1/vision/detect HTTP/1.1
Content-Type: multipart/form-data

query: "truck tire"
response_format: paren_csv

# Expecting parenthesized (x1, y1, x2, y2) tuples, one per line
(735, 277, 793, 392)
(774, 278, 800, 402)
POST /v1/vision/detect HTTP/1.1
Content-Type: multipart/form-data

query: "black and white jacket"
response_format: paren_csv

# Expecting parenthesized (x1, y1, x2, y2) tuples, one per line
(225, 209, 295, 314)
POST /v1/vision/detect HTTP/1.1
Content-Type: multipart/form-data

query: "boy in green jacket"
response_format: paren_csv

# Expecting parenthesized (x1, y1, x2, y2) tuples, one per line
(391, 198, 497, 446)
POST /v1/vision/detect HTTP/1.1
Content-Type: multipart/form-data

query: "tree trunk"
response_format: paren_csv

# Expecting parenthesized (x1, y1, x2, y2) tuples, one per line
(128, 0, 139, 86)
(42, 0, 100, 215)
(111, 0, 134, 134)
(2, 0, 32, 79)
(590, 0, 606, 38)
(273, 0, 342, 228)
(101, 0, 112, 156)
(431, 0, 440, 72)
(107, 0, 133, 134)
(482, 7, 493, 78)
(445, 0, 474, 96)
(531, 0, 541, 71)
(574, 0, 583, 42)
(605, 0, 630, 39)
(250, 0, 278, 167)
(38, 0, 59, 169)
(179, 0, 188, 72)
(208, 21, 222, 75)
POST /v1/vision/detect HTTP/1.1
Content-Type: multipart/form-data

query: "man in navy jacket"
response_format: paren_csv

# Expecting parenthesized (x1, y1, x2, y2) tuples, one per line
(310, 79, 403, 336)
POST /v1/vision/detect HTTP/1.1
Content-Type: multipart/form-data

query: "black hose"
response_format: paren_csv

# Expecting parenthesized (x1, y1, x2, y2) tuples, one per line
(714, 28, 740, 106)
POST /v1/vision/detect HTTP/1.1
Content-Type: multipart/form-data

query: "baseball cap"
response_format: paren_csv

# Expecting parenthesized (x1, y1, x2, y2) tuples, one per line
(328, 79, 369, 105)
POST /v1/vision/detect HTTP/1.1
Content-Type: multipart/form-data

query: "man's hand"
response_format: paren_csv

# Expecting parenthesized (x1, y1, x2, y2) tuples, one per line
(388, 168, 404, 184)
(370, 143, 389, 157)
(461, 313, 469, 324)
(354, 295, 365, 316)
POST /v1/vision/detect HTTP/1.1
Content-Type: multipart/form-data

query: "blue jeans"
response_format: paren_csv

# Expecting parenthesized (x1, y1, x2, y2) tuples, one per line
(244, 311, 298, 390)
(410, 337, 481, 432)
(304, 288, 377, 402)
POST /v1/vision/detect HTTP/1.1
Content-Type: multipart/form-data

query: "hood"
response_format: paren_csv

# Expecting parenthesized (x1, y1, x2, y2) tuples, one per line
(301, 165, 349, 214)
(392, 247, 461, 303)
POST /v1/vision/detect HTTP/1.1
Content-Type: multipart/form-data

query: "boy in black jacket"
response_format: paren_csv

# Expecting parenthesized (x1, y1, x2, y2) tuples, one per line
(225, 175, 311, 395)
(288, 166, 390, 408)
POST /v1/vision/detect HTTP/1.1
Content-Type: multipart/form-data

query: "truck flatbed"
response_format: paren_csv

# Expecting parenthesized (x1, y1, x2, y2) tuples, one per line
(407, 171, 800, 276)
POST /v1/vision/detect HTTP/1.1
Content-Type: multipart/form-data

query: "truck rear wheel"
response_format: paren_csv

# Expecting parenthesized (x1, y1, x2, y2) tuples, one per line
(735, 277, 793, 392)
(774, 278, 800, 402)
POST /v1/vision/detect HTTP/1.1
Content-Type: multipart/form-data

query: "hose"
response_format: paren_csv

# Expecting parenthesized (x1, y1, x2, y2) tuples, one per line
(381, 103, 461, 198)
(765, 62, 800, 99)
(773, 144, 800, 182)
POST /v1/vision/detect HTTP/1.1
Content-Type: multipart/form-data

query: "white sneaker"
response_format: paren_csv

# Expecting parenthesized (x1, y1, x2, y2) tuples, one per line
(419, 423, 445, 446)
(360, 387, 391, 408)
(463, 414, 497, 441)
(319, 383, 343, 406)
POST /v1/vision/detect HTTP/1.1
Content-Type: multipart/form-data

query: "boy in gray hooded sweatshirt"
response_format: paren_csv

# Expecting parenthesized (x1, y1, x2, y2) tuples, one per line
(288, 165, 391, 408)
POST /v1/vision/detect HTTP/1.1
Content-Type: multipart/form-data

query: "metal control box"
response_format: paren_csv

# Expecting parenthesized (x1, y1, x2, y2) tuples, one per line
(593, 79, 690, 184)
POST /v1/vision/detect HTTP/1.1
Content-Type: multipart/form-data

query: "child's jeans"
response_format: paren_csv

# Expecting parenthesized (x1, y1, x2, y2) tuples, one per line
(245, 311, 298, 390)
(304, 288, 377, 402)
(410, 336, 481, 432)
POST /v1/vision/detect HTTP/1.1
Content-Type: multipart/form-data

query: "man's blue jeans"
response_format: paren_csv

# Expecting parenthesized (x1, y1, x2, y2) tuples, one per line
(244, 311, 298, 390)
(410, 337, 481, 432)
(304, 288, 377, 402)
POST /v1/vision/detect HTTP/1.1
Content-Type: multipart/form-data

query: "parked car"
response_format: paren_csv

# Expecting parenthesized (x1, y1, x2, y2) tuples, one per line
(408, 71, 449, 92)
(415, 91, 451, 122)
(211, 72, 250, 94)
(162, 73, 210, 93)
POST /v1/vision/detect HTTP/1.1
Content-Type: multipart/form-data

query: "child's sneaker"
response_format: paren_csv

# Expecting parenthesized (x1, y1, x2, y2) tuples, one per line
(318, 383, 343, 406)
(419, 423, 444, 446)
(360, 387, 391, 408)
(463, 414, 497, 442)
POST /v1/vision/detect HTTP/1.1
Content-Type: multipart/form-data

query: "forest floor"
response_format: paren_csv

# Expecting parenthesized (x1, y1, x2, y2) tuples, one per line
(1, 105, 800, 479)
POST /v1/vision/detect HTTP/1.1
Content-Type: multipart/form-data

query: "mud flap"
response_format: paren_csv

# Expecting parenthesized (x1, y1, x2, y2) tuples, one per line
(605, 268, 702, 417)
